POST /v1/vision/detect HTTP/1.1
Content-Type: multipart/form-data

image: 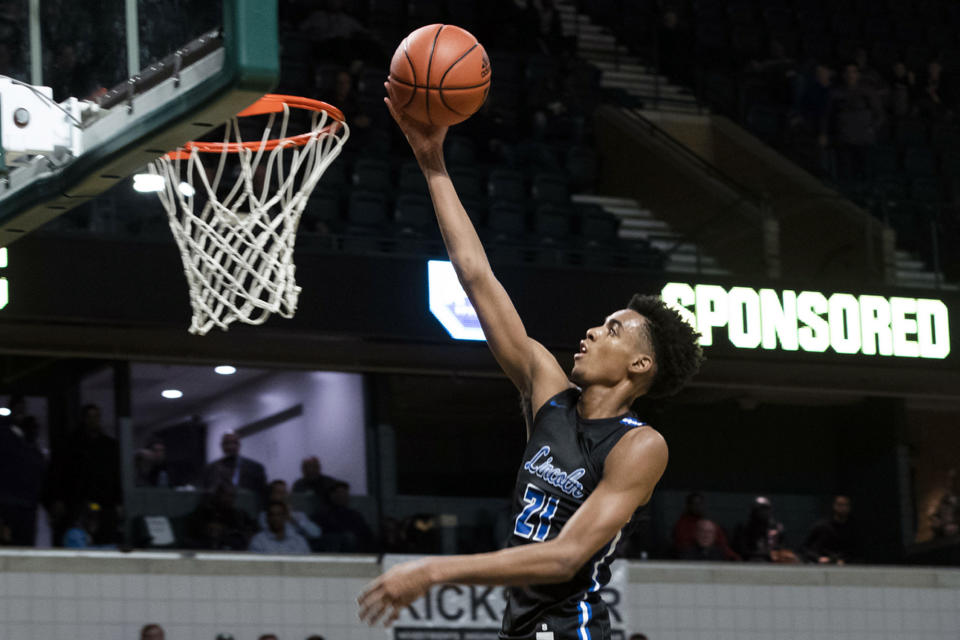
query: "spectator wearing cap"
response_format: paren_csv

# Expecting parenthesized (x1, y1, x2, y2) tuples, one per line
(249, 500, 311, 554)
(803, 494, 858, 564)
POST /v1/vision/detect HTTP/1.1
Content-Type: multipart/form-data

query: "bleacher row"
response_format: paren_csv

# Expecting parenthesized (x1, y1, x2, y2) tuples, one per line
(39, 0, 673, 273)
(578, 0, 960, 280)
(300, 145, 665, 270)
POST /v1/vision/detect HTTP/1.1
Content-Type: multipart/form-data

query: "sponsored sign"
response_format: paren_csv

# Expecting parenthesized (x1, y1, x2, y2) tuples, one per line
(385, 555, 630, 640)
(662, 282, 951, 359)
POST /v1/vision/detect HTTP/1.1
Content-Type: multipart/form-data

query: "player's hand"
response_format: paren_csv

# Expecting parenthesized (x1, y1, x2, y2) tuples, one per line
(383, 81, 448, 163)
(358, 557, 434, 627)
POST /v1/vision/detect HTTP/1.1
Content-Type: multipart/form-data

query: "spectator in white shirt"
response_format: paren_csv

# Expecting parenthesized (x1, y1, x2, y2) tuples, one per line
(248, 501, 311, 554)
(257, 479, 322, 548)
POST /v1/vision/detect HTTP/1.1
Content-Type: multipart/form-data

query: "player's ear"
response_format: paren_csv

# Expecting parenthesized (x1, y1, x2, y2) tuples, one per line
(629, 352, 654, 375)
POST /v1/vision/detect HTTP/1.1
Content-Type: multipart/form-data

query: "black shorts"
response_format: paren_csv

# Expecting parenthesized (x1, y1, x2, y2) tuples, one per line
(499, 594, 611, 640)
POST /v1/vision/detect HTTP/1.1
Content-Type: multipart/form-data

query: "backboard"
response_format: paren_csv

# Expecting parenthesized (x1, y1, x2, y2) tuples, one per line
(0, 0, 279, 247)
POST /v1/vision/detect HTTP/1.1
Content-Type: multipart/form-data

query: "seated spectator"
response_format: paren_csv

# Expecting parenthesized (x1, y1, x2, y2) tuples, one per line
(257, 480, 322, 548)
(135, 438, 171, 487)
(677, 519, 728, 561)
(672, 491, 739, 560)
(0, 516, 14, 545)
(45, 403, 122, 547)
(63, 502, 115, 549)
(929, 468, 959, 539)
(404, 513, 441, 554)
(628, 635, 648, 640)
(733, 496, 797, 563)
(257, 635, 278, 640)
(183, 482, 257, 550)
(249, 501, 311, 554)
(140, 623, 165, 640)
(315, 481, 374, 552)
(803, 494, 858, 564)
(292, 456, 342, 502)
(306, 636, 326, 640)
(887, 61, 917, 118)
(202, 431, 267, 498)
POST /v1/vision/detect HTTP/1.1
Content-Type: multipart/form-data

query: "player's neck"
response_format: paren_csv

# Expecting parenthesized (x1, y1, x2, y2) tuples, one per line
(576, 384, 635, 420)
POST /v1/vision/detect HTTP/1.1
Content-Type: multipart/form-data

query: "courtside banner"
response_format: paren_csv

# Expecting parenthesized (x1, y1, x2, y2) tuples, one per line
(384, 555, 630, 640)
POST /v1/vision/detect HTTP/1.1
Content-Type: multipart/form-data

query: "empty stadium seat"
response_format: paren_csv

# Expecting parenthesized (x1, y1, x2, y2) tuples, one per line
(398, 160, 429, 196)
(487, 169, 526, 202)
(449, 166, 485, 200)
(532, 203, 573, 239)
(347, 190, 389, 228)
(531, 173, 570, 204)
(486, 200, 527, 238)
(352, 157, 392, 192)
(395, 193, 434, 230)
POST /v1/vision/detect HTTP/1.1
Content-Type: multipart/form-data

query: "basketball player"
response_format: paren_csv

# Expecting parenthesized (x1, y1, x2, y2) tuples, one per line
(359, 87, 704, 640)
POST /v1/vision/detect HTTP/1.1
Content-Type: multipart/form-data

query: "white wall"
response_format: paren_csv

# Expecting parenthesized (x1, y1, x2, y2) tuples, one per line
(1, 550, 958, 640)
(199, 370, 368, 494)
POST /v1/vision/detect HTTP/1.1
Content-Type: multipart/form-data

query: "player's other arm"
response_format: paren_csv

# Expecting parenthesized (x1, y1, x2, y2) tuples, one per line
(384, 87, 569, 408)
(359, 428, 668, 626)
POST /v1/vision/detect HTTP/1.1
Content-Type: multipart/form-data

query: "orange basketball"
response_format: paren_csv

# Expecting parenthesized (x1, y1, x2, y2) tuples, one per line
(388, 24, 491, 127)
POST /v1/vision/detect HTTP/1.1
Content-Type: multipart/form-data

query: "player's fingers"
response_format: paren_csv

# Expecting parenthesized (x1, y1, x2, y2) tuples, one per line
(364, 598, 391, 626)
(384, 605, 402, 627)
(358, 593, 383, 622)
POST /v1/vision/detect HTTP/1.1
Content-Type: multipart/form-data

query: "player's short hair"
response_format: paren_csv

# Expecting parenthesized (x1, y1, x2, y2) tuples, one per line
(627, 294, 704, 398)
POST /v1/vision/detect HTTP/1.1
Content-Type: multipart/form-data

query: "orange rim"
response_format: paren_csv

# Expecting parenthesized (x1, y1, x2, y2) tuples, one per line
(166, 94, 346, 159)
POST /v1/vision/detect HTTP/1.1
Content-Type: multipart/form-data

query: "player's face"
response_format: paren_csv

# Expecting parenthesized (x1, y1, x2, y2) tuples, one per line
(571, 309, 649, 387)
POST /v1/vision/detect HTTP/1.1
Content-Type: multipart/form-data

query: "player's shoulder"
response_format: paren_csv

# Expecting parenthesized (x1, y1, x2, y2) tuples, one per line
(606, 425, 668, 473)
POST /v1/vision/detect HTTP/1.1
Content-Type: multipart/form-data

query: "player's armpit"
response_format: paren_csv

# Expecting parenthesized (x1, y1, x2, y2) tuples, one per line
(550, 428, 669, 574)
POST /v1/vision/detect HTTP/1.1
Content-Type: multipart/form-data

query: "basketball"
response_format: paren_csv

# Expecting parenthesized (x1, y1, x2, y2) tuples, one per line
(388, 24, 491, 127)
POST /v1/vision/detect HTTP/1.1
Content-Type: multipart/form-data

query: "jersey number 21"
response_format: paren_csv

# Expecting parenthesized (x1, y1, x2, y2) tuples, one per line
(514, 484, 559, 542)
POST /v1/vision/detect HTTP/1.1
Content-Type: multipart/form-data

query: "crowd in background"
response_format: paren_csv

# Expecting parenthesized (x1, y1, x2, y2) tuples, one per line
(6, 394, 958, 562)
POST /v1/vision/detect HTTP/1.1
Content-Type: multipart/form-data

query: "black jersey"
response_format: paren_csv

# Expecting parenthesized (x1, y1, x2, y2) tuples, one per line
(499, 388, 647, 640)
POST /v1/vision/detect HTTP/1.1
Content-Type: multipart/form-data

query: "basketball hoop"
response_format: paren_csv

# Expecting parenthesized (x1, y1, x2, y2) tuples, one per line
(150, 94, 349, 335)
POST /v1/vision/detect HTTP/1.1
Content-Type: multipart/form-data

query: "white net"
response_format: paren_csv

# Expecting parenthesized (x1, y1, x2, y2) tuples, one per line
(150, 99, 349, 335)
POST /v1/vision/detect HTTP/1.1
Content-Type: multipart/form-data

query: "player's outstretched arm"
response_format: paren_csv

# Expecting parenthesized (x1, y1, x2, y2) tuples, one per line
(384, 86, 569, 408)
(358, 427, 668, 627)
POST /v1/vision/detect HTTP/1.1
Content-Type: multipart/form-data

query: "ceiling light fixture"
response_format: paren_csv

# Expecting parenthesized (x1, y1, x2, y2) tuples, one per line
(0, 407, 10, 416)
(215, 365, 237, 375)
(161, 389, 183, 399)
